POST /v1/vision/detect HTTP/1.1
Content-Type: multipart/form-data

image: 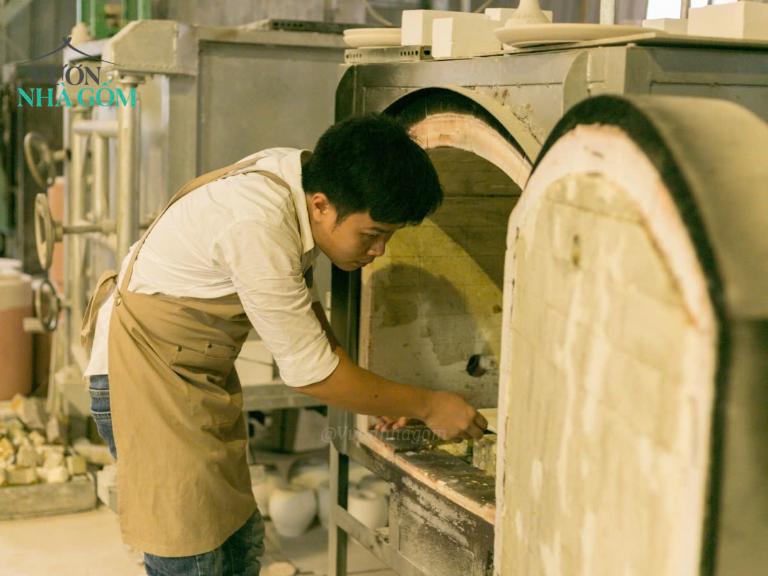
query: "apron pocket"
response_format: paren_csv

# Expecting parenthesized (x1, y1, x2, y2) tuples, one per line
(170, 342, 238, 382)
(170, 343, 242, 429)
(204, 341, 238, 359)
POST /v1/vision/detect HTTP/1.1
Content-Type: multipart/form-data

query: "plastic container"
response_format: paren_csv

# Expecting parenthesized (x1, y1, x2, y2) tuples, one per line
(0, 263, 33, 400)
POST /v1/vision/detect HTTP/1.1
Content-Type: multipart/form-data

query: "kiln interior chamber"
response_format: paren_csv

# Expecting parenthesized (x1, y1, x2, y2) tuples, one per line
(357, 104, 532, 442)
(359, 147, 520, 409)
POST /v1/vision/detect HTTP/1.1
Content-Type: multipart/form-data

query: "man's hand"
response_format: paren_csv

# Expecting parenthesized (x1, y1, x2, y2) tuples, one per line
(423, 391, 487, 441)
(298, 318, 487, 440)
(373, 416, 410, 432)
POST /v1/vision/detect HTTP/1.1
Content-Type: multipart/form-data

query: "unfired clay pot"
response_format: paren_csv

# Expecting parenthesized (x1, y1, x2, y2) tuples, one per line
(348, 488, 388, 529)
(251, 464, 282, 518)
(358, 474, 391, 498)
(269, 485, 317, 537)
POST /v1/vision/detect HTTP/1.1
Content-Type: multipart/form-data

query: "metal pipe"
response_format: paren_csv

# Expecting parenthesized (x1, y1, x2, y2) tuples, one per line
(680, 0, 691, 19)
(68, 107, 87, 348)
(116, 75, 142, 260)
(92, 135, 109, 222)
(86, 233, 117, 253)
(600, 0, 615, 24)
(66, 220, 111, 234)
(72, 119, 118, 137)
(323, 0, 336, 22)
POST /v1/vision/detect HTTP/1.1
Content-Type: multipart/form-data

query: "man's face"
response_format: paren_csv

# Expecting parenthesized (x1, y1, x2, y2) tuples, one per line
(307, 193, 402, 271)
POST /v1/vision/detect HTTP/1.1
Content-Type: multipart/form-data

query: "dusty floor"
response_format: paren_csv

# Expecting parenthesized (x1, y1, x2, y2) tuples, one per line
(0, 505, 396, 576)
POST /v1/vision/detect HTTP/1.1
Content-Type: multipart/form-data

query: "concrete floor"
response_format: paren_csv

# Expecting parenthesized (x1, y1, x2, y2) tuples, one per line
(0, 505, 396, 576)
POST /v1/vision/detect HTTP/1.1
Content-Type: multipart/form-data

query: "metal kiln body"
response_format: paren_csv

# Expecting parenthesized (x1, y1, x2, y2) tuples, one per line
(329, 37, 768, 576)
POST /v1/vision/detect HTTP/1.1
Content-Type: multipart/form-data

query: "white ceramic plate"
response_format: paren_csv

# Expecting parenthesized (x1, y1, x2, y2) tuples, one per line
(343, 27, 401, 48)
(494, 23, 647, 47)
(506, 39, 581, 48)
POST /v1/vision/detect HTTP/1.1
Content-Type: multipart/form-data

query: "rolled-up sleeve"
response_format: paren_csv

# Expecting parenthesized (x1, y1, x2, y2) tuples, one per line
(213, 219, 339, 387)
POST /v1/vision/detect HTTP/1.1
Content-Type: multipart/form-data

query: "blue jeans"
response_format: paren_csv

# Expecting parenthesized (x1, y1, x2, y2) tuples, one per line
(88, 375, 264, 575)
(89, 374, 117, 459)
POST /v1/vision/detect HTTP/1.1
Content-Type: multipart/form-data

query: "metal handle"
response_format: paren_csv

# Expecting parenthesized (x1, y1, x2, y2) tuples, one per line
(34, 193, 62, 270)
(33, 278, 62, 333)
(23, 132, 64, 189)
(34, 193, 115, 270)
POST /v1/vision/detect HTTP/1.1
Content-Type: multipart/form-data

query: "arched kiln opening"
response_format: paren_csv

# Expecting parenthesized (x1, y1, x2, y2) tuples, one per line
(357, 91, 533, 419)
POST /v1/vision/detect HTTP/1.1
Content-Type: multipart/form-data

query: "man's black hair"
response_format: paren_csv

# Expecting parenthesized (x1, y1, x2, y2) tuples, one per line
(302, 114, 443, 225)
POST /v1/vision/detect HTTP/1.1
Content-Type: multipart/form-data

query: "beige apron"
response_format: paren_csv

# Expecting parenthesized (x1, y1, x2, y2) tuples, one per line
(82, 156, 291, 557)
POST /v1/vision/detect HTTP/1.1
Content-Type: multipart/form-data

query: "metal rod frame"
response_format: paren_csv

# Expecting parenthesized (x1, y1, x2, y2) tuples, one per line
(67, 108, 87, 351)
(72, 119, 119, 137)
(116, 75, 142, 261)
(92, 134, 109, 222)
(600, 0, 616, 25)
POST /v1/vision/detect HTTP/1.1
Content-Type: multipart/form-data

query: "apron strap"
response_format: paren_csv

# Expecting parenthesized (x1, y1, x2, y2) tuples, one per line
(80, 269, 118, 354)
(118, 156, 291, 294)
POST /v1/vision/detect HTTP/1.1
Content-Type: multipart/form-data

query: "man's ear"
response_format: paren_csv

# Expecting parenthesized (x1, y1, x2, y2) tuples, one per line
(307, 192, 331, 220)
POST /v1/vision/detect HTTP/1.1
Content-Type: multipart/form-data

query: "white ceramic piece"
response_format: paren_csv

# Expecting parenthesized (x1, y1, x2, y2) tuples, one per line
(73, 437, 114, 465)
(35, 466, 48, 482)
(472, 434, 497, 476)
(15, 445, 37, 468)
(432, 16, 501, 59)
(288, 456, 329, 490)
(504, 0, 551, 26)
(437, 440, 470, 457)
(250, 464, 282, 517)
(348, 488, 388, 530)
(401, 10, 486, 46)
(9, 428, 27, 447)
(29, 430, 46, 447)
(263, 562, 298, 576)
(66, 454, 87, 476)
(269, 485, 317, 538)
(495, 23, 646, 48)
(358, 474, 391, 497)
(46, 416, 65, 445)
(46, 465, 70, 483)
(642, 18, 687, 35)
(348, 462, 369, 485)
(11, 394, 45, 430)
(0, 437, 14, 463)
(37, 444, 64, 468)
(343, 28, 401, 48)
(688, 1, 768, 41)
(96, 464, 117, 507)
(43, 450, 65, 469)
(315, 480, 330, 528)
(70, 22, 93, 44)
(7, 466, 37, 485)
(485, 7, 552, 22)
(478, 408, 498, 433)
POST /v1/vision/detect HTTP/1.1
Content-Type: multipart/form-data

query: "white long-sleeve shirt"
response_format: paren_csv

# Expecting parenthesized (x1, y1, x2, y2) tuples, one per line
(84, 148, 339, 387)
